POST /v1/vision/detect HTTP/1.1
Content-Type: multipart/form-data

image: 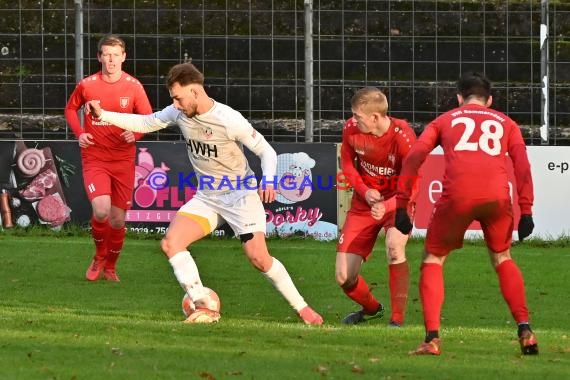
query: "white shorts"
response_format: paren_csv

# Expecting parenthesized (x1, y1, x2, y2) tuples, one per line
(178, 189, 266, 236)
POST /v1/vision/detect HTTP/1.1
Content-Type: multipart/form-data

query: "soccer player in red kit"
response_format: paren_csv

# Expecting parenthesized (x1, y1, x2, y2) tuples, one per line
(65, 34, 152, 282)
(336, 87, 417, 327)
(395, 71, 537, 356)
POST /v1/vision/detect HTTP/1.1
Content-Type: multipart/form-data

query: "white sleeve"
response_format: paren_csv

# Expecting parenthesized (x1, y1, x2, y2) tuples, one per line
(252, 137, 277, 180)
(235, 126, 277, 179)
(100, 105, 179, 133)
(225, 110, 277, 179)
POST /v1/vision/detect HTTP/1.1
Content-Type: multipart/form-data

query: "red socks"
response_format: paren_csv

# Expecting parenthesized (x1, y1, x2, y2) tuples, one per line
(91, 216, 126, 270)
(105, 226, 126, 270)
(344, 263, 409, 322)
(418, 260, 530, 334)
(495, 260, 530, 323)
(419, 263, 444, 332)
(344, 275, 381, 314)
(389, 261, 410, 324)
(91, 216, 110, 261)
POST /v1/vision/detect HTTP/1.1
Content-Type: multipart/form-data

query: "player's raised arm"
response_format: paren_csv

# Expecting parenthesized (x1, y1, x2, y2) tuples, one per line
(86, 100, 176, 134)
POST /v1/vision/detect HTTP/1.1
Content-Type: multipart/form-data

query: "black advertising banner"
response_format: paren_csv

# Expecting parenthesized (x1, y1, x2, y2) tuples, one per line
(0, 141, 338, 241)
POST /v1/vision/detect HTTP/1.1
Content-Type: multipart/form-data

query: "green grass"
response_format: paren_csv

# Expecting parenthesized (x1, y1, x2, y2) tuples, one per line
(0, 234, 568, 379)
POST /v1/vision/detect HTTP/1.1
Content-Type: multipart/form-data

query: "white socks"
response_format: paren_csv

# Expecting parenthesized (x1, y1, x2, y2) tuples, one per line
(263, 257, 308, 312)
(170, 252, 308, 313)
(169, 251, 209, 304)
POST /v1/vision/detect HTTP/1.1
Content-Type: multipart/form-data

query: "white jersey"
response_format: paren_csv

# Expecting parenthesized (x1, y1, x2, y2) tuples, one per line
(99, 101, 277, 194)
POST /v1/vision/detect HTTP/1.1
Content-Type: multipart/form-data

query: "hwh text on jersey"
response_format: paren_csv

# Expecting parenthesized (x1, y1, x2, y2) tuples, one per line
(187, 140, 218, 157)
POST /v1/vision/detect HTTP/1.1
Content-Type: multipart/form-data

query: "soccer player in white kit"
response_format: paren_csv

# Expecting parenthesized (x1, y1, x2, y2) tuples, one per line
(87, 62, 323, 325)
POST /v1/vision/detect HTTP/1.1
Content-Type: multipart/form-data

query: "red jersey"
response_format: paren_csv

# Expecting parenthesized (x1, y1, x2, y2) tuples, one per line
(64, 71, 152, 162)
(341, 117, 416, 202)
(397, 103, 533, 214)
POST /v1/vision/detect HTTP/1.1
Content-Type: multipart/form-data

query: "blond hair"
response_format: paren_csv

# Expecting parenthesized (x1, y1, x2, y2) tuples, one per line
(351, 87, 388, 116)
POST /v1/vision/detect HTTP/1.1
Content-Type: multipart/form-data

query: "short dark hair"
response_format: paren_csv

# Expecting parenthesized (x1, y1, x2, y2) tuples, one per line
(457, 71, 491, 101)
(166, 63, 204, 88)
(97, 34, 126, 54)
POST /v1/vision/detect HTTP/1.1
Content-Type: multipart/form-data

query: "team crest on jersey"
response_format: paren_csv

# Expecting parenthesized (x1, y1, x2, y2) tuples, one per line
(203, 127, 213, 139)
(120, 97, 129, 108)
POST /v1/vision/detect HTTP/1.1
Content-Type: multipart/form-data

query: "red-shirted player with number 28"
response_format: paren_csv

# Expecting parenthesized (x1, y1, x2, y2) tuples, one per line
(395, 71, 538, 356)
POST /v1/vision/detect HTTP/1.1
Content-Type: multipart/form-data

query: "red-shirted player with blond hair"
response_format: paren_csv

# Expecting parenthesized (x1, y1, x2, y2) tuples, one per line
(396, 71, 537, 356)
(336, 87, 417, 327)
(65, 34, 152, 282)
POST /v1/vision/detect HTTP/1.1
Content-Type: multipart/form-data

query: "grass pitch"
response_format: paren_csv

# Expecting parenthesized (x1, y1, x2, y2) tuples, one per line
(0, 233, 568, 379)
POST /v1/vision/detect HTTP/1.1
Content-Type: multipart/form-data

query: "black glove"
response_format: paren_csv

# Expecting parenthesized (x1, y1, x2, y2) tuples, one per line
(395, 208, 413, 235)
(518, 214, 534, 241)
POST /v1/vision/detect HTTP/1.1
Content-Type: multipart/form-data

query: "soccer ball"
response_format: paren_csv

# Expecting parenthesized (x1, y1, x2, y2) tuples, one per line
(181, 287, 221, 317)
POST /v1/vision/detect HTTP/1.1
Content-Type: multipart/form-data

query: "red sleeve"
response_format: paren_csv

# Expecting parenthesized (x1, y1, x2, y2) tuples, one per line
(340, 119, 370, 198)
(401, 125, 420, 204)
(508, 127, 534, 214)
(385, 120, 417, 211)
(396, 122, 439, 208)
(510, 145, 533, 214)
(132, 81, 154, 141)
(64, 84, 85, 139)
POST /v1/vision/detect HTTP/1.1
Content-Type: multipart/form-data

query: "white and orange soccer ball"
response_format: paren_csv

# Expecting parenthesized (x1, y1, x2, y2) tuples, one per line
(182, 287, 221, 323)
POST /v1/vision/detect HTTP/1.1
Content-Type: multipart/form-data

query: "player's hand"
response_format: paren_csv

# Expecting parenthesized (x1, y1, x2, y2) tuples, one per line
(121, 131, 136, 144)
(258, 184, 276, 203)
(518, 214, 534, 241)
(394, 208, 413, 235)
(371, 201, 386, 221)
(78, 133, 95, 148)
(85, 100, 102, 118)
(364, 189, 382, 207)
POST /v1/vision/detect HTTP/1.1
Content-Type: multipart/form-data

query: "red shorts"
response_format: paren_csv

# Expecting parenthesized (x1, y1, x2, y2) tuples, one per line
(82, 158, 135, 210)
(337, 199, 414, 259)
(425, 197, 514, 256)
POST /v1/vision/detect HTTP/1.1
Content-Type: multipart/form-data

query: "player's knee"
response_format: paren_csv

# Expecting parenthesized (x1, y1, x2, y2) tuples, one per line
(91, 199, 111, 221)
(108, 218, 125, 230)
(92, 208, 110, 221)
(489, 249, 511, 268)
(160, 236, 177, 256)
(335, 271, 354, 288)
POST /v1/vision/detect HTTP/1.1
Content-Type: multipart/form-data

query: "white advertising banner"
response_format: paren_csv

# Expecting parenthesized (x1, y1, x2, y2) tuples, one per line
(526, 146, 570, 238)
(413, 146, 570, 239)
